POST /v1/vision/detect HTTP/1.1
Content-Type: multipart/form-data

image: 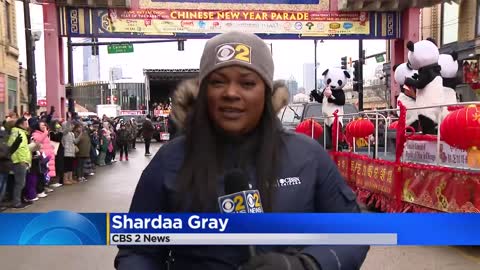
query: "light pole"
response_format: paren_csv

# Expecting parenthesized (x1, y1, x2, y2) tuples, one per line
(314, 40, 318, 92)
(23, 0, 38, 114)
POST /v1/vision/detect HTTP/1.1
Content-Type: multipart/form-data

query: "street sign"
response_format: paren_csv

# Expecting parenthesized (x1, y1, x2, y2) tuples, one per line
(375, 54, 385, 63)
(107, 44, 134, 54)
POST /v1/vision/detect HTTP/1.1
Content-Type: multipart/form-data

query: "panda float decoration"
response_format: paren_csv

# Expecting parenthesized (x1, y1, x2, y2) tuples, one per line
(310, 67, 349, 148)
(404, 38, 446, 135)
(438, 51, 460, 116)
(393, 62, 419, 130)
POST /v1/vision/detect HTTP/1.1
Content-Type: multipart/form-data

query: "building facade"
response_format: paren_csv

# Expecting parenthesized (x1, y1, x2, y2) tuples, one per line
(286, 76, 299, 100)
(0, 0, 21, 119)
(72, 81, 145, 112)
(420, 0, 480, 101)
(303, 63, 316, 92)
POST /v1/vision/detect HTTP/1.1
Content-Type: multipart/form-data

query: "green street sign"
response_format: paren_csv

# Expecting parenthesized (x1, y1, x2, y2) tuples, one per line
(107, 44, 134, 54)
(375, 54, 385, 63)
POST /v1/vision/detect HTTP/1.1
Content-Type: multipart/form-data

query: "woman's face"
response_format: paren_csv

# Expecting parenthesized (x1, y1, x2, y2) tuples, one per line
(39, 123, 47, 132)
(206, 66, 266, 136)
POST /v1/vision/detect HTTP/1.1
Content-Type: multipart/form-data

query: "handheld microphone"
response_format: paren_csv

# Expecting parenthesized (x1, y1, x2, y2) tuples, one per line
(218, 170, 263, 214)
(218, 169, 263, 257)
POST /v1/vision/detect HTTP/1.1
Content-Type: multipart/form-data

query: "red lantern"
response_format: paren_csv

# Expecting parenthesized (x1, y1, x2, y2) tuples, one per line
(440, 104, 480, 168)
(346, 118, 374, 138)
(389, 121, 399, 129)
(295, 119, 323, 140)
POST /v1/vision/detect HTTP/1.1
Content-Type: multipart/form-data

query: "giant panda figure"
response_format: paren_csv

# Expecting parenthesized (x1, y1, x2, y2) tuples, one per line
(393, 62, 419, 131)
(438, 52, 460, 117)
(310, 67, 349, 148)
(404, 39, 444, 135)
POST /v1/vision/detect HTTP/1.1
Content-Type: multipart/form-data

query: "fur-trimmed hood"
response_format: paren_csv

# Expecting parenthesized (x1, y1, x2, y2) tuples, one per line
(170, 79, 290, 130)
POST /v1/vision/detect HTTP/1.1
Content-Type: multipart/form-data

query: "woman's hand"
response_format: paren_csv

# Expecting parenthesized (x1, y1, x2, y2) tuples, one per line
(241, 252, 318, 270)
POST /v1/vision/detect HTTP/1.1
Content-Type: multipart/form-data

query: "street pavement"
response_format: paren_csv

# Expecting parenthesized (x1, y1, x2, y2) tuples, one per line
(0, 143, 479, 270)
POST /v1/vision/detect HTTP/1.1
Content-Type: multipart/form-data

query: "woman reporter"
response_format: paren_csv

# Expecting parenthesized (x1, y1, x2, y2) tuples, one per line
(115, 31, 369, 270)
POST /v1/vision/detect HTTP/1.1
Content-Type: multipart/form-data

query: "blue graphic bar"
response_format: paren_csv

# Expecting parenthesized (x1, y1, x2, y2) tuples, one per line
(1, 212, 480, 245)
(0, 211, 107, 245)
(109, 213, 480, 245)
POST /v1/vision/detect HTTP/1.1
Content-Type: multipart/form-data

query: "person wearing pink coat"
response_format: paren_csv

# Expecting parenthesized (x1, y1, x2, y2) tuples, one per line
(31, 121, 56, 178)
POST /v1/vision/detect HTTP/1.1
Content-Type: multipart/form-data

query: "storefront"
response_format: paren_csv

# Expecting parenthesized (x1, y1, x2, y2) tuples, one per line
(439, 38, 480, 102)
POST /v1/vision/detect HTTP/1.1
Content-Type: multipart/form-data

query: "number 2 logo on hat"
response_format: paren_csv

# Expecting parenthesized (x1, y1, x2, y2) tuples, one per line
(215, 43, 251, 64)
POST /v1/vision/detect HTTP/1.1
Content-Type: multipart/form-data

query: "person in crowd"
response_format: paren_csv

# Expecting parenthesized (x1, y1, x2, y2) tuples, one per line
(8, 118, 33, 209)
(4, 112, 18, 132)
(167, 116, 178, 140)
(98, 122, 111, 166)
(88, 125, 98, 175)
(74, 123, 91, 182)
(128, 118, 137, 150)
(0, 125, 22, 212)
(61, 121, 77, 184)
(115, 32, 369, 270)
(29, 120, 55, 199)
(31, 120, 56, 182)
(141, 115, 155, 156)
(25, 140, 47, 202)
(117, 123, 130, 161)
(49, 121, 64, 187)
(108, 124, 117, 163)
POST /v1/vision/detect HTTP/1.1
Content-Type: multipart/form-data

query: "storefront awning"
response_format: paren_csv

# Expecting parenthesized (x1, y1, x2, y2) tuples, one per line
(338, 0, 460, 11)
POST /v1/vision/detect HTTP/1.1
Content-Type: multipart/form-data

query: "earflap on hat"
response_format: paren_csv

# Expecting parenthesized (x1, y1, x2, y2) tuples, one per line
(272, 80, 290, 114)
(170, 79, 289, 130)
(170, 79, 200, 130)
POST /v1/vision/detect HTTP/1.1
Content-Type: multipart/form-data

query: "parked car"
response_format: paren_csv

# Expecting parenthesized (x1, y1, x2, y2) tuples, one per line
(278, 102, 359, 149)
(114, 114, 147, 129)
(277, 102, 359, 131)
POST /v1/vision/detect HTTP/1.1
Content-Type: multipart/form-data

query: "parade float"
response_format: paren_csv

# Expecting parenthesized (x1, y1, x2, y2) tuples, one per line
(295, 102, 480, 213)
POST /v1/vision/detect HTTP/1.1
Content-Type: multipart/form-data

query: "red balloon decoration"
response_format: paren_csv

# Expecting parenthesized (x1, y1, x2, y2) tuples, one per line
(346, 118, 375, 138)
(295, 119, 323, 140)
(389, 121, 399, 129)
(440, 105, 480, 169)
(440, 105, 480, 150)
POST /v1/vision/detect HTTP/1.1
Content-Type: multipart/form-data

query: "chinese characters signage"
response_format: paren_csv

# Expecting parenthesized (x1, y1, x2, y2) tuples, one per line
(402, 140, 468, 169)
(334, 154, 396, 196)
(59, 5, 400, 39)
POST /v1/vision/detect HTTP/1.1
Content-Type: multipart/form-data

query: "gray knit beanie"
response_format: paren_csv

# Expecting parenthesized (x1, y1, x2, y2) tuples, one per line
(199, 31, 274, 90)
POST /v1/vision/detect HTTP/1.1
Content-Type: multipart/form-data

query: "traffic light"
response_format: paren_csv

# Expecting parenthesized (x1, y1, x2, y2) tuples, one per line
(178, 40, 184, 51)
(353, 60, 360, 82)
(92, 37, 99, 56)
(353, 82, 359, 92)
(341, 56, 347, 70)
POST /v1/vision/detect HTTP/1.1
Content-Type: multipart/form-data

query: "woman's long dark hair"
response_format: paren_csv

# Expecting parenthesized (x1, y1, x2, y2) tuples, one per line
(176, 80, 283, 212)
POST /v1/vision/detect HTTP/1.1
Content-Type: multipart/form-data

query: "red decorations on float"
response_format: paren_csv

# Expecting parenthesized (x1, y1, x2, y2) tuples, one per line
(295, 118, 323, 140)
(389, 121, 398, 129)
(440, 104, 480, 168)
(346, 118, 374, 138)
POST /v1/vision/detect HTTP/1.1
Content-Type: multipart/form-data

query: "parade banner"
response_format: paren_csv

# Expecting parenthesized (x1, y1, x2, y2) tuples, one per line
(333, 152, 397, 196)
(401, 164, 480, 213)
(330, 152, 480, 213)
(59, 6, 401, 39)
(133, 0, 330, 11)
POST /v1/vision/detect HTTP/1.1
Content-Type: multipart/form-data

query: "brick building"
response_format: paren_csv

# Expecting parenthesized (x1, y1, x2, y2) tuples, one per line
(420, 1, 480, 101)
(0, 0, 22, 119)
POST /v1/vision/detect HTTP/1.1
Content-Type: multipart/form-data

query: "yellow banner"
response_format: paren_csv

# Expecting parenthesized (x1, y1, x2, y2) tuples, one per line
(137, 0, 329, 11)
(105, 9, 370, 36)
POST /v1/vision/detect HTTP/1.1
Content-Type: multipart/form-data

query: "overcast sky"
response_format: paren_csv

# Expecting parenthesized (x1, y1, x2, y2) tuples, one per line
(16, 3, 387, 98)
